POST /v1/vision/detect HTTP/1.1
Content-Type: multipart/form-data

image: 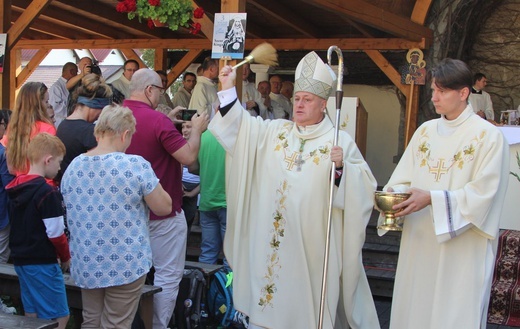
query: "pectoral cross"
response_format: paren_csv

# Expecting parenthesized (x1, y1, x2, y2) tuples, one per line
(295, 154, 305, 171)
(429, 158, 449, 182)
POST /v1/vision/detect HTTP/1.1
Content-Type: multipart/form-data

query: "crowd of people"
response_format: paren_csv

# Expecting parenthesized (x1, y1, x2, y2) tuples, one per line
(0, 52, 509, 329)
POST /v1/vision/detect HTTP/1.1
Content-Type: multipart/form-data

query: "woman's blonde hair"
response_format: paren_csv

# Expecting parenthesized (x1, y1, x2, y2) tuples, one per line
(94, 105, 136, 138)
(6, 82, 52, 173)
(76, 73, 112, 100)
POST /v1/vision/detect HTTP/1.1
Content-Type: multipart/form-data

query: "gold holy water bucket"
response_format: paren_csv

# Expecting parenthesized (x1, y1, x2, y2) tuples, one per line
(374, 191, 411, 231)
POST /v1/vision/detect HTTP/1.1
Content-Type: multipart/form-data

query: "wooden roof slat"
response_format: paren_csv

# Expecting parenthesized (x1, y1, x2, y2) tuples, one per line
(13, 0, 134, 39)
(364, 49, 407, 95)
(168, 49, 204, 81)
(191, 0, 214, 39)
(120, 49, 147, 69)
(302, 0, 433, 43)
(10, 10, 93, 40)
(8, 0, 52, 47)
(411, 0, 434, 25)
(51, 0, 163, 39)
(249, 0, 320, 38)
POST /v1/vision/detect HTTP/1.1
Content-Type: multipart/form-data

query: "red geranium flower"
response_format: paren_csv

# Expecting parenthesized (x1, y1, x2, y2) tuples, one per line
(189, 22, 201, 35)
(147, 19, 155, 29)
(193, 7, 205, 19)
(148, 0, 160, 6)
(116, 0, 137, 13)
(116, 2, 127, 12)
(126, 0, 136, 12)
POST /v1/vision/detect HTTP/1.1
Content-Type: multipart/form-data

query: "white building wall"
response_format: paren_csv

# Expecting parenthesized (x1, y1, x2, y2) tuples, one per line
(39, 49, 77, 66)
(343, 84, 401, 186)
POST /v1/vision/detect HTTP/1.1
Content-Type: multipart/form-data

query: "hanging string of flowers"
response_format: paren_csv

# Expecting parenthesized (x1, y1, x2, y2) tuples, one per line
(116, 0, 205, 34)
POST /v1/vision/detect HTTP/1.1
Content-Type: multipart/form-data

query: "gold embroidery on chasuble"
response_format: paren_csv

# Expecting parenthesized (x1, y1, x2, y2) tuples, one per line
(259, 180, 289, 309)
(416, 127, 486, 182)
(274, 124, 333, 171)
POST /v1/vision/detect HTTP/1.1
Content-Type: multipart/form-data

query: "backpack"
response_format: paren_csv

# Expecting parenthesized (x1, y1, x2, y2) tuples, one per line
(208, 267, 249, 327)
(173, 267, 206, 329)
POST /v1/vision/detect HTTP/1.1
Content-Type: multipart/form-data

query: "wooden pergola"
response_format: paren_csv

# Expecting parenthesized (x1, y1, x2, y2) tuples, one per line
(0, 0, 433, 138)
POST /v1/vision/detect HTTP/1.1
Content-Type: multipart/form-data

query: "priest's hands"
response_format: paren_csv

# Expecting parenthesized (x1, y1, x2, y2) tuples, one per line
(330, 146, 344, 168)
(392, 187, 431, 217)
(219, 65, 236, 91)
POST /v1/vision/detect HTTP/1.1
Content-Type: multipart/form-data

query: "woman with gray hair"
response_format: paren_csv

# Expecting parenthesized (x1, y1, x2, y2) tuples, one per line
(61, 105, 172, 329)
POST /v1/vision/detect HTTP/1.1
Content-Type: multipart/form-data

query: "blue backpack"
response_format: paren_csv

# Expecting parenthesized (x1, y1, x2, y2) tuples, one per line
(208, 267, 235, 326)
(208, 268, 249, 328)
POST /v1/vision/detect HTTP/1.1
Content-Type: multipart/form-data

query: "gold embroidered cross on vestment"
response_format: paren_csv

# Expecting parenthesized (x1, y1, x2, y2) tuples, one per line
(429, 158, 449, 182)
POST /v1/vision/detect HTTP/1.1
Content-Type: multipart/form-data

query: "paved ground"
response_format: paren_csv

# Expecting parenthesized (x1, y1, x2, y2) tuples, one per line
(374, 296, 517, 329)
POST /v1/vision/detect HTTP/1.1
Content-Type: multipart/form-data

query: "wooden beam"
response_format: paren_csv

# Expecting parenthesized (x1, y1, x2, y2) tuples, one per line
(301, 0, 432, 43)
(12, 0, 132, 39)
(364, 49, 408, 96)
(343, 17, 373, 38)
(249, 0, 319, 38)
(51, 0, 162, 39)
(120, 49, 147, 69)
(168, 49, 204, 82)
(154, 49, 168, 72)
(0, 0, 11, 108)
(191, 0, 214, 39)
(1, 0, 11, 30)
(16, 48, 50, 88)
(411, 0, 434, 25)
(221, 0, 245, 12)
(404, 83, 419, 146)
(9, 48, 21, 109)
(14, 38, 427, 50)
(11, 10, 91, 39)
(8, 0, 52, 47)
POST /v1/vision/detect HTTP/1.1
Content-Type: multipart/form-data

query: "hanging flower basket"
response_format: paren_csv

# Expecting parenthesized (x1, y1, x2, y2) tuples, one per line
(116, 0, 204, 33)
(152, 19, 168, 28)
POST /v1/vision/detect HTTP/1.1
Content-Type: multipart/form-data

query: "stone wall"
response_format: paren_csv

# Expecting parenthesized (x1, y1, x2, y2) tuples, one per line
(467, 0, 520, 116)
(415, 0, 513, 124)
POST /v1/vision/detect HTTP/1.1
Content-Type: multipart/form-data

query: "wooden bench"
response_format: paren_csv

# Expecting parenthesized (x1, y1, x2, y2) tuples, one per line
(0, 313, 58, 329)
(0, 263, 161, 329)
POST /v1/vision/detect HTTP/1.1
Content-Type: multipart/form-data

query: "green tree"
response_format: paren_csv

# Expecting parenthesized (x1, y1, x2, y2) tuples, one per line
(141, 49, 155, 69)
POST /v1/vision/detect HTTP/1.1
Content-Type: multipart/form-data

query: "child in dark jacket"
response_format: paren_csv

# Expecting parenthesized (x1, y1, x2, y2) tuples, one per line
(7, 133, 70, 329)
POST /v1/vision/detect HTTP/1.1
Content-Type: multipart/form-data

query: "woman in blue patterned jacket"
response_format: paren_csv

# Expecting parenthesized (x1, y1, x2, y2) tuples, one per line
(61, 104, 172, 329)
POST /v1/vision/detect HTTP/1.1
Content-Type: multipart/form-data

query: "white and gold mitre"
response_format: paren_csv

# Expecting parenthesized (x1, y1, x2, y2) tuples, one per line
(294, 51, 336, 100)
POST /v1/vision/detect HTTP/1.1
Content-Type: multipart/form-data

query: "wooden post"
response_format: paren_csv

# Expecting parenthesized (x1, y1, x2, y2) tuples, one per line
(0, 0, 11, 108)
(404, 81, 414, 148)
(154, 48, 168, 72)
(404, 81, 419, 147)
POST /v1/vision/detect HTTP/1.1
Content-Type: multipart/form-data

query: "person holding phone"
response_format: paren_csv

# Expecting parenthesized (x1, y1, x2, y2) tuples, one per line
(123, 68, 209, 328)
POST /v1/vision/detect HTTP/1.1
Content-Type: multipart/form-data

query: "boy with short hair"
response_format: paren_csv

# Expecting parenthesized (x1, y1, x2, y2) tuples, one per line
(7, 133, 70, 328)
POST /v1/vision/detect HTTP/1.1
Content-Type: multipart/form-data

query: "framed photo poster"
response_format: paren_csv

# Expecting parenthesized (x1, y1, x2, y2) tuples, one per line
(212, 13, 247, 59)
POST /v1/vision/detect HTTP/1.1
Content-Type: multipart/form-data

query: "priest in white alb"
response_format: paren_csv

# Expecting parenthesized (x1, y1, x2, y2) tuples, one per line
(379, 58, 509, 329)
(209, 51, 380, 329)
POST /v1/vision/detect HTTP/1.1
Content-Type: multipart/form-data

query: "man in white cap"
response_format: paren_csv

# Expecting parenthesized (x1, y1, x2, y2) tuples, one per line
(209, 51, 380, 329)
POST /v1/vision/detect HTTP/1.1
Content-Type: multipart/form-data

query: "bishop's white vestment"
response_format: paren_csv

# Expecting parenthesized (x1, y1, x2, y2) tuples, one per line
(209, 90, 380, 329)
(380, 107, 509, 329)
